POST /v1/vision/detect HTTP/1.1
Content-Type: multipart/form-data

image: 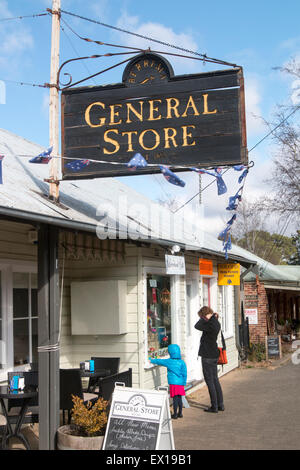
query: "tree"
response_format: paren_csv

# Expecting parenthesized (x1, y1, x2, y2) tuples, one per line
(262, 59, 300, 223)
(231, 198, 297, 263)
(288, 230, 300, 265)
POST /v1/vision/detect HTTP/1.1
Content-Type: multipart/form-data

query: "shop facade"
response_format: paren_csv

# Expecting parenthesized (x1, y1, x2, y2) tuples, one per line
(0, 217, 244, 391)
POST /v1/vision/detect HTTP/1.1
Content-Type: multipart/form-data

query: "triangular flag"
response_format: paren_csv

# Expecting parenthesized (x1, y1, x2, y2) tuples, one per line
(29, 146, 53, 164)
(127, 153, 148, 170)
(233, 165, 246, 171)
(159, 166, 185, 187)
(238, 168, 248, 184)
(65, 159, 90, 172)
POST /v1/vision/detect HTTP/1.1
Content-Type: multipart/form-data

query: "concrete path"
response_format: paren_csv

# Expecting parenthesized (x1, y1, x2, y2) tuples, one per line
(172, 359, 300, 450)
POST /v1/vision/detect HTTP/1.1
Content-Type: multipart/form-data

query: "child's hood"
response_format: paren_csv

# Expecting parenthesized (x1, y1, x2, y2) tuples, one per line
(168, 344, 181, 359)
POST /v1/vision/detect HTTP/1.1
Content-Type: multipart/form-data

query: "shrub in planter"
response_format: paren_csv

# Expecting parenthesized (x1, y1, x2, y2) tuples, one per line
(247, 343, 266, 362)
(57, 395, 109, 450)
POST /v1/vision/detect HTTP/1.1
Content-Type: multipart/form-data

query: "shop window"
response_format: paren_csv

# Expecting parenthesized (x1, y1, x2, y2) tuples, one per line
(13, 273, 38, 367)
(147, 275, 171, 358)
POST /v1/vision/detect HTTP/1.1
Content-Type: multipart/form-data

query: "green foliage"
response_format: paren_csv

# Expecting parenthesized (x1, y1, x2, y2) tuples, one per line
(233, 230, 297, 264)
(248, 343, 266, 362)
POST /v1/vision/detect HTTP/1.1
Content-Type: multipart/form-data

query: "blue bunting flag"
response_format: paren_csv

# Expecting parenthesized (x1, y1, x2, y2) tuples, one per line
(233, 165, 246, 171)
(159, 166, 186, 187)
(65, 159, 90, 172)
(226, 188, 242, 211)
(29, 146, 53, 164)
(127, 153, 148, 170)
(238, 168, 248, 184)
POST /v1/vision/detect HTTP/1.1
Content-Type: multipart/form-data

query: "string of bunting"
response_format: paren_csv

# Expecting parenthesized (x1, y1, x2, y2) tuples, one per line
(1, 147, 253, 260)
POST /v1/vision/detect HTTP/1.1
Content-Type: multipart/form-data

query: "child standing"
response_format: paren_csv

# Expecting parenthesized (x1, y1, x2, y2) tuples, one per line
(150, 344, 187, 419)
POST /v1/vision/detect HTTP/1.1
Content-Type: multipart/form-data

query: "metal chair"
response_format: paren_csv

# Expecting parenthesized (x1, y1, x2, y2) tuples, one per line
(87, 357, 120, 392)
(98, 368, 132, 401)
(60, 369, 98, 424)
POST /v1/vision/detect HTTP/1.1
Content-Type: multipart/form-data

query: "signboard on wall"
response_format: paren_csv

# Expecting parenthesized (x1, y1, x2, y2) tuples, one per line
(218, 263, 240, 285)
(165, 254, 186, 275)
(245, 308, 258, 325)
(199, 258, 213, 276)
(61, 52, 247, 180)
(103, 386, 174, 450)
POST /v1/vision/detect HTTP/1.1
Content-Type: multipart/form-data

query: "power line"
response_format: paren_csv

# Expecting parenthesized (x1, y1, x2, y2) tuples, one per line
(0, 12, 48, 22)
(60, 9, 238, 68)
(0, 78, 50, 89)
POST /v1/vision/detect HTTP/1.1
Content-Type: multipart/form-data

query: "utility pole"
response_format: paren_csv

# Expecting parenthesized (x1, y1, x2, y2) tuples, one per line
(48, 0, 61, 201)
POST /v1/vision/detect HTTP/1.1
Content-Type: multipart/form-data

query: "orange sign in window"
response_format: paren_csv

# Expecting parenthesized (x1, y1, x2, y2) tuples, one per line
(199, 258, 213, 276)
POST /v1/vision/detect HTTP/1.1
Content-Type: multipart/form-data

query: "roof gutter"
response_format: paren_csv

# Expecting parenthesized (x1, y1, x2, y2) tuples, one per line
(0, 206, 258, 266)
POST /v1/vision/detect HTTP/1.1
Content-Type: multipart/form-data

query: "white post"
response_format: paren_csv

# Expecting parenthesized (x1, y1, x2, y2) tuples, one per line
(48, 0, 61, 201)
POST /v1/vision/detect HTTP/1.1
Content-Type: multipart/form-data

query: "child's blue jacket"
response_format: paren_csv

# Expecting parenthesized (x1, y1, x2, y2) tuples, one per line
(150, 344, 187, 386)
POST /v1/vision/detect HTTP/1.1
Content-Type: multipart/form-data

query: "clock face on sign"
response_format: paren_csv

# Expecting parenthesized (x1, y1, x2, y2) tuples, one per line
(123, 53, 173, 86)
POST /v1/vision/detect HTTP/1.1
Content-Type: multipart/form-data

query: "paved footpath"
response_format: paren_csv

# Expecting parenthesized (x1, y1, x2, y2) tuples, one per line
(172, 359, 300, 450)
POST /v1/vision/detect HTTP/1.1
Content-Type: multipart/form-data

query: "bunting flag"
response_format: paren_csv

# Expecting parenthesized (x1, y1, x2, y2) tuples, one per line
(159, 165, 186, 187)
(127, 153, 148, 170)
(29, 146, 53, 164)
(223, 233, 232, 259)
(0, 155, 4, 184)
(226, 188, 243, 211)
(233, 165, 246, 171)
(65, 159, 90, 172)
(191, 167, 227, 195)
(238, 168, 248, 184)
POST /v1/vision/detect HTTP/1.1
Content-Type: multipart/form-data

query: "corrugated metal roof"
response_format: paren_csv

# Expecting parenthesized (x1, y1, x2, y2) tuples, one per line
(1, 127, 298, 284)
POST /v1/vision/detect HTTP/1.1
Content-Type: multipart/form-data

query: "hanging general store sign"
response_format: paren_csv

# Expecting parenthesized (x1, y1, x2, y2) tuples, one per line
(61, 52, 247, 179)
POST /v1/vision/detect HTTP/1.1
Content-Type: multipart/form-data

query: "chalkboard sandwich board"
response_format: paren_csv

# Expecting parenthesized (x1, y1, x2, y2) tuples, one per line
(103, 385, 174, 450)
(265, 335, 282, 360)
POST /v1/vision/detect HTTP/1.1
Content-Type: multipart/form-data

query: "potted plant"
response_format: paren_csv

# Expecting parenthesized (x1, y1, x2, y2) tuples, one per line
(57, 395, 109, 450)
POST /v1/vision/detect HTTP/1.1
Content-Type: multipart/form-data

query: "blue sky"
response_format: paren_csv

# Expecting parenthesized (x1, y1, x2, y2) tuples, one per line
(0, 0, 299, 235)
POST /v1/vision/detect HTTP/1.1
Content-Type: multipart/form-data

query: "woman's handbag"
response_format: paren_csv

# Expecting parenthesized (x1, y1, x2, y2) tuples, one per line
(218, 330, 228, 365)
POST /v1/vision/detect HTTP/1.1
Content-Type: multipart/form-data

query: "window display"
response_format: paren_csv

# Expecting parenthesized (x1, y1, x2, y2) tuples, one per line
(147, 275, 171, 358)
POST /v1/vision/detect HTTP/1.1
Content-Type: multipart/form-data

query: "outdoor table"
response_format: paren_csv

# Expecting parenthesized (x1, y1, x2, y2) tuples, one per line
(79, 368, 111, 393)
(0, 385, 38, 450)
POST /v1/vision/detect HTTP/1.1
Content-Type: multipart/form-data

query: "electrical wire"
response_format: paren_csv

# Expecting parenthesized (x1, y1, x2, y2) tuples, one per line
(0, 12, 48, 22)
(0, 78, 50, 89)
(60, 9, 238, 68)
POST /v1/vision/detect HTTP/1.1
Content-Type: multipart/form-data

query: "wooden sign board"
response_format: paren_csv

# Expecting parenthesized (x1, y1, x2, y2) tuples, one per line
(61, 53, 247, 180)
(265, 335, 282, 360)
(199, 258, 213, 276)
(103, 385, 175, 450)
(218, 263, 240, 286)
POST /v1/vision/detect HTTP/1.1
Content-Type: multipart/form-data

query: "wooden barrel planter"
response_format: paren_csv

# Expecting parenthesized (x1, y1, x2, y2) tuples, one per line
(57, 425, 104, 450)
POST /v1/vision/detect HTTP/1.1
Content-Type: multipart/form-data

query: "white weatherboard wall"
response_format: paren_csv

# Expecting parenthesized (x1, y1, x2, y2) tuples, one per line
(71, 280, 128, 335)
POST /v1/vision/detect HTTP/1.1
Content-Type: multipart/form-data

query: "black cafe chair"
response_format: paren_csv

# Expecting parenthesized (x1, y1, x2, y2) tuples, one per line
(60, 369, 98, 425)
(87, 357, 120, 393)
(97, 368, 132, 402)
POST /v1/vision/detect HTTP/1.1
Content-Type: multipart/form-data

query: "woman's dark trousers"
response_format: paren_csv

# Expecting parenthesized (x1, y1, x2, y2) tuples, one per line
(201, 357, 224, 410)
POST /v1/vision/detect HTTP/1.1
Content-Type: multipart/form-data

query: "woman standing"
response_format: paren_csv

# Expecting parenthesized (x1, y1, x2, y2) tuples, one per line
(195, 306, 224, 413)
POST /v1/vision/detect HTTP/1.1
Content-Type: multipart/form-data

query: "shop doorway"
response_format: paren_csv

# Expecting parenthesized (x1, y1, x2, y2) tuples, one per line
(185, 276, 203, 382)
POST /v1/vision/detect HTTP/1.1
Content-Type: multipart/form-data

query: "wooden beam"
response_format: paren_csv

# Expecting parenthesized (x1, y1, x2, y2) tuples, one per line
(38, 224, 60, 450)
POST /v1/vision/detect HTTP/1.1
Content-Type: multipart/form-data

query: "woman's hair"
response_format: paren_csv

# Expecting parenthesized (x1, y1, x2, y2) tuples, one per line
(198, 306, 214, 317)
